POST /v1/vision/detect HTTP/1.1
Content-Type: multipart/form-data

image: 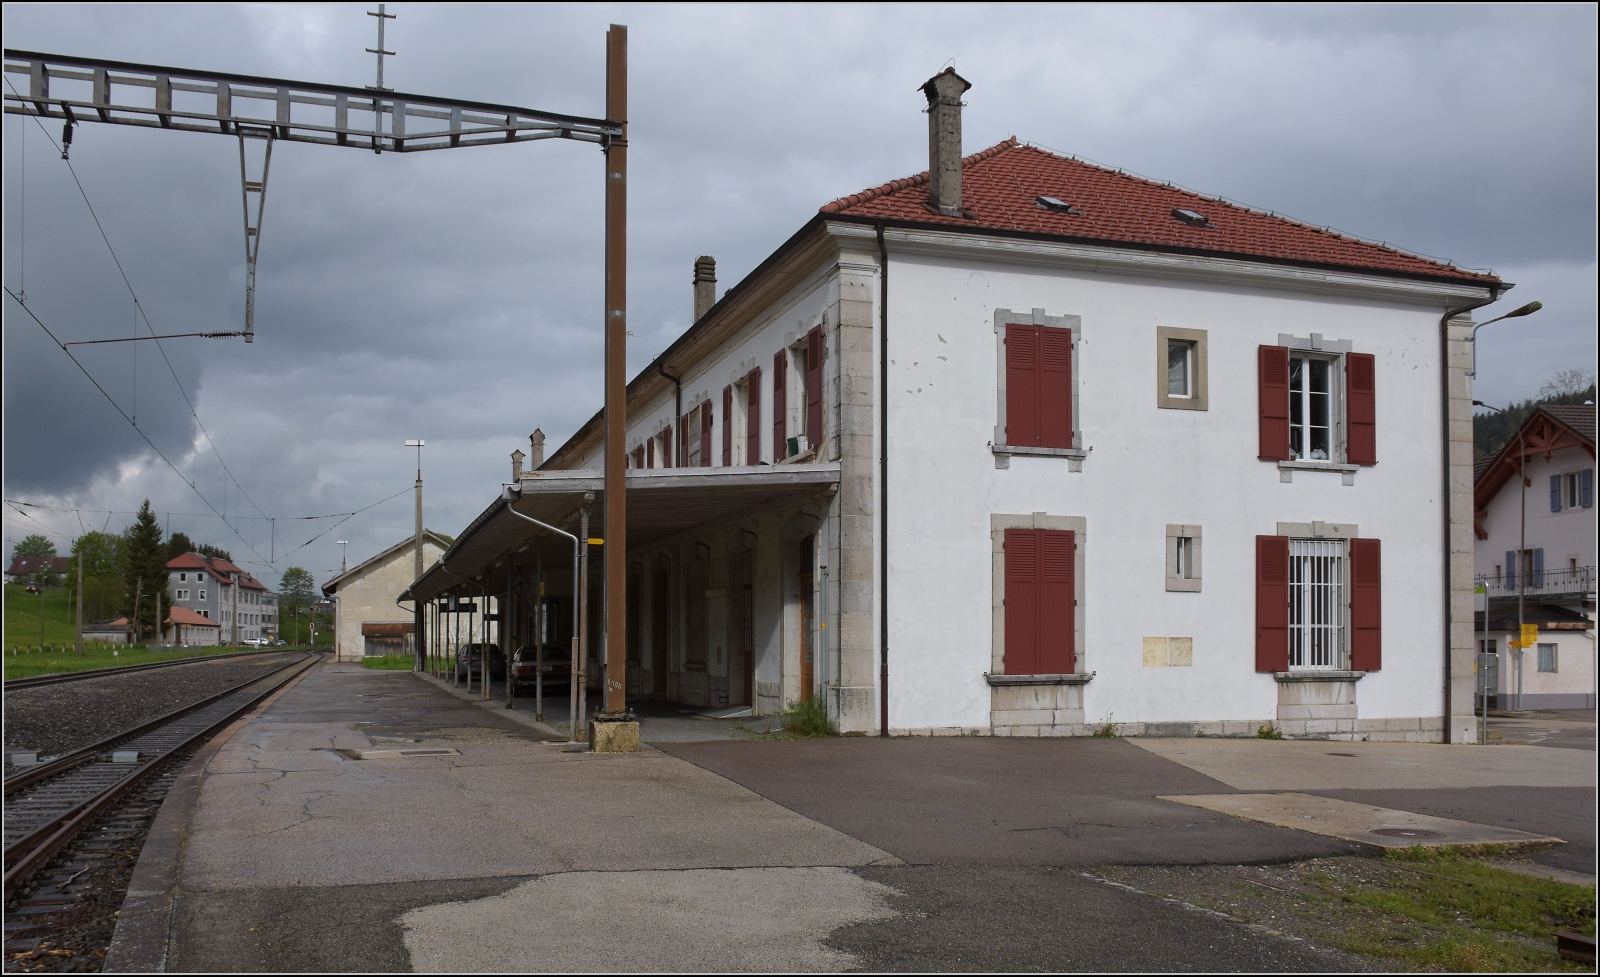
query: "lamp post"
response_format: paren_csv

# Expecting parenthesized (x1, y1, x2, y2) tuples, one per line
(1467, 301, 1542, 380)
(1475, 401, 1530, 719)
(405, 439, 425, 670)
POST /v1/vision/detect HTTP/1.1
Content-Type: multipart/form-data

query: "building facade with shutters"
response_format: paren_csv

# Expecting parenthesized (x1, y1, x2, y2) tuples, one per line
(411, 69, 1505, 742)
(1473, 405, 1596, 710)
(166, 553, 276, 646)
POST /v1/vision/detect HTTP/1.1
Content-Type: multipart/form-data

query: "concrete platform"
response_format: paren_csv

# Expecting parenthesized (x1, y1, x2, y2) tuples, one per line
(1128, 736, 1597, 791)
(1159, 792, 1565, 849)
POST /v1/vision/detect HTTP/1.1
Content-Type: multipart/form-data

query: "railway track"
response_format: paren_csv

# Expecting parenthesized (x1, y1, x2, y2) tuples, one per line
(4, 652, 320, 922)
(3, 648, 304, 691)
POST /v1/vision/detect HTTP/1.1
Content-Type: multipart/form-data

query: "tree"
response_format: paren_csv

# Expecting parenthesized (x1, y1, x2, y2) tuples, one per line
(196, 542, 233, 562)
(13, 534, 57, 559)
(11, 534, 59, 587)
(123, 501, 169, 642)
(1539, 368, 1597, 401)
(165, 532, 198, 562)
(278, 567, 316, 644)
(68, 531, 126, 621)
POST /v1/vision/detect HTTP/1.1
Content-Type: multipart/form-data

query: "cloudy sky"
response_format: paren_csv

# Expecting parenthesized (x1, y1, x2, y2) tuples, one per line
(3, 4, 1595, 590)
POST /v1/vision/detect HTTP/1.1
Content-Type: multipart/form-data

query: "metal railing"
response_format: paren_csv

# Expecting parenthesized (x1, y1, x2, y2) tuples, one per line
(1476, 565, 1596, 600)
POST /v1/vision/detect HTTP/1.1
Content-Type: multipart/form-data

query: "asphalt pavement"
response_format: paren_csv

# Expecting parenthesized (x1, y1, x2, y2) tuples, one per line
(116, 662, 1596, 972)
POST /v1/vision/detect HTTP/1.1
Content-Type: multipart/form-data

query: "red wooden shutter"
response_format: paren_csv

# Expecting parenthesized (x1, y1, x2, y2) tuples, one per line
(1003, 529, 1039, 674)
(1256, 535, 1289, 671)
(806, 325, 823, 450)
(632, 446, 644, 469)
(647, 438, 655, 469)
(1258, 346, 1290, 461)
(1346, 352, 1376, 466)
(773, 349, 788, 460)
(678, 415, 688, 467)
(1040, 327, 1072, 449)
(1349, 537, 1381, 671)
(1006, 325, 1040, 446)
(746, 367, 761, 464)
(722, 385, 733, 466)
(701, 402, 713, 468)
(662, 425, 673, 469)
(1039, 530, 1076, 673)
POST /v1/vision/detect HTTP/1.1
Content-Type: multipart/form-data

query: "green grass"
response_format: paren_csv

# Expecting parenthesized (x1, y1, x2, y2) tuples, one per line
(361, 655, 416, 670)
(2, 643, 273, 680)
(1257, 722, 1284, 739)
(1314, 848, 1595, 971)
(4, 583, 81, 648)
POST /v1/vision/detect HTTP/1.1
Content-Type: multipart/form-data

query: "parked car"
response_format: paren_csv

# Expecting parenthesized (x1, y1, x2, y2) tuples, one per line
(454, 643, 504, 682)
(510, 644, 570, 695)
(242, 638, 266, 647)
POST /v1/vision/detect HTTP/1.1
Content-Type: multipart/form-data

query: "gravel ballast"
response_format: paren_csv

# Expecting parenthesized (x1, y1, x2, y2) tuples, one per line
(3, 654, 303, 759)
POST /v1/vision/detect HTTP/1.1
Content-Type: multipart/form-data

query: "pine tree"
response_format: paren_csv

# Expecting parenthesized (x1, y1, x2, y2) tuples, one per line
(123, 500, 169, 642)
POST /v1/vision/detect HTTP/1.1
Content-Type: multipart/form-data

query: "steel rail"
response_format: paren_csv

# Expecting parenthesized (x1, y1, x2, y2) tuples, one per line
(2, 652, 320, 897)
(3, 652, 310, 793)
(4, 648, 294, 691)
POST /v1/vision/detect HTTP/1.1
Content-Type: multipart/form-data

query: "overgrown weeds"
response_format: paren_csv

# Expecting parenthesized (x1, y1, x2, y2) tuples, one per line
(1256, 723, 1284, 739)
(780, 696, 834, 737)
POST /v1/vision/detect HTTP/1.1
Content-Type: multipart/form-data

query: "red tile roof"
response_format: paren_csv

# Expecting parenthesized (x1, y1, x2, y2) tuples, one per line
(167, 606, 220, 628)
(821, 138, 1498, 285)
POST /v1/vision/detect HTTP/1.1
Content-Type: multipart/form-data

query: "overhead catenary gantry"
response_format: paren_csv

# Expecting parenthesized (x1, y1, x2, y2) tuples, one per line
(2, 48, 623, 341)
(5, 33, 637, 744)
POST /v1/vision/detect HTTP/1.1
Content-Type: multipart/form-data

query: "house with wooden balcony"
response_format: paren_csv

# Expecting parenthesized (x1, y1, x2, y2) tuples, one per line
(1474, 404, 1596, 709)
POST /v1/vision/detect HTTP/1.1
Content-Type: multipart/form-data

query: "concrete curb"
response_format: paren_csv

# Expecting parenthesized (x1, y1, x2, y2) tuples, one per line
(103, 658, 322, 973)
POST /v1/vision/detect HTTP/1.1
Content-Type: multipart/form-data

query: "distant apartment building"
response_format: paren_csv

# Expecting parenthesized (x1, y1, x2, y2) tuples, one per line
(166, 552, 277, 645)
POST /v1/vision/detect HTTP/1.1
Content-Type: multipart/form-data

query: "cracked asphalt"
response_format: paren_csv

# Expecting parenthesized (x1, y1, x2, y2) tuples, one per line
(149, 663, 1593, 972)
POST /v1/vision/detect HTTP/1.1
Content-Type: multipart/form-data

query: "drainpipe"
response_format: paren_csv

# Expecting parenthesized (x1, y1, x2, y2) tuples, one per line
(1439, 287, 1502, 743)
(504, 492, 582, 742)
(658, 364, 682, 466)
(438, 558, 486, 695)
(877, 221, 890, 737)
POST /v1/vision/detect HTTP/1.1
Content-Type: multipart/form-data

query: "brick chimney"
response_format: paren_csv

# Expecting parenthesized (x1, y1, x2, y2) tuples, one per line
(529, 429, 545, 469)
(921, 68, 971, 216)
(511, 448, 525, 481)
(693, 256, 717, 320)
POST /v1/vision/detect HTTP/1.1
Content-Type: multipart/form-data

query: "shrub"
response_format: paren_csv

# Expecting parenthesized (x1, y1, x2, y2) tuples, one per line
(1257, 723, 1284, 740)
(780, 696, 834, 737)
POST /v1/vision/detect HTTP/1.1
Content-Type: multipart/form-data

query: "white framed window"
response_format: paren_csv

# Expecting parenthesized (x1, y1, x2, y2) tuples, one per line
(1537, 643, 1558, 673)
(200, 610, 209, 619)
(1289, 354, 1338, 462)
(1288, 538, 1344, 670)
(176, 589, 189, 600)
(732, 379, 751, 465)
(1164, 524, 1201, 592)
(199, 589, 207, 600)
(1156, 326, 1207, 411)
(180, 572, 188, 582)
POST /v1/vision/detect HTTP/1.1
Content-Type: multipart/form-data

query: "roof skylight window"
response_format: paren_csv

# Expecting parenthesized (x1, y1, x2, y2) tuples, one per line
(1036, 195, 1081, 215)
(1172, 208, 1212, 228)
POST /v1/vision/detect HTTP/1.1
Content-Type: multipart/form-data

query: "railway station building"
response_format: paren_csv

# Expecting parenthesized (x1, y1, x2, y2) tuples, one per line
(406, 69, 1504, 742)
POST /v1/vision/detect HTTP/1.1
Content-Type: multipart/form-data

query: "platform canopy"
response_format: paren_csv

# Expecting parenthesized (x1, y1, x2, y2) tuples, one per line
(404, 463, 839, 602)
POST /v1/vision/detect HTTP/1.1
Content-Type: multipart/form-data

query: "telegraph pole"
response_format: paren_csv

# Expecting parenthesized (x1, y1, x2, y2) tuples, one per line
(598, 24, 633, 744)
(75, 542, 83, 656)
(408, 439, 425, 669)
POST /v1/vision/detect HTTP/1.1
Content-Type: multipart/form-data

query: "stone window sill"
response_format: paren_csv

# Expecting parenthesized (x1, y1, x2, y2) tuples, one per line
(683, 661, 709, 672)
(1277, 460, 1361, 485)
(985, 672, 1093, 686)
(1272, 670, 1367, 683)
(992, 443, 1088, 471)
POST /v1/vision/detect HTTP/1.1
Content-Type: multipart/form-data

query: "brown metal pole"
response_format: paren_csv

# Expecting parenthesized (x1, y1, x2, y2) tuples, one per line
(602, 23, 629, 718)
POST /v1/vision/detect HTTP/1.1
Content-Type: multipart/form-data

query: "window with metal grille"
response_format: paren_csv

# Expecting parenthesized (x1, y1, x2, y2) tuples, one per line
(1288, 539, 1344, 670)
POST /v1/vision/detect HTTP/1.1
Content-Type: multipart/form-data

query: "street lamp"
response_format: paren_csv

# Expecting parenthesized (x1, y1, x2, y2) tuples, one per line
(1468, 300, 1542, 380)
(405, 439, 426, 672)
(337, 540, 349, 574)
(1475, 400, 1530, 722)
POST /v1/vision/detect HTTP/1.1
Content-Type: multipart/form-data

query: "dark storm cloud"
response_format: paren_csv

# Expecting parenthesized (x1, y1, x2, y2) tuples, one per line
(3, 3, 1593, 587)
